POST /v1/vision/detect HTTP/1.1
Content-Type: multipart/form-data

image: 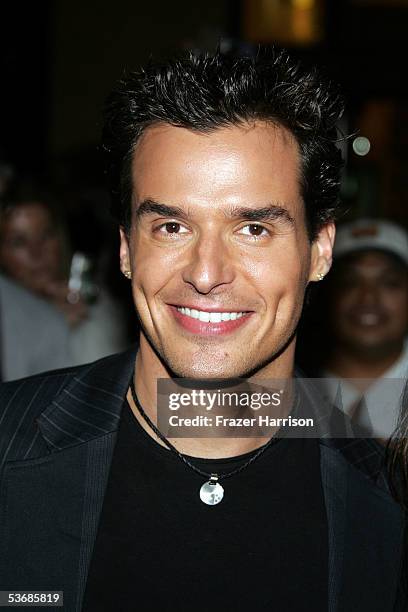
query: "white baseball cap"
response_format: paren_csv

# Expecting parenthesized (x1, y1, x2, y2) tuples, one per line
(333, 219, 408, 266)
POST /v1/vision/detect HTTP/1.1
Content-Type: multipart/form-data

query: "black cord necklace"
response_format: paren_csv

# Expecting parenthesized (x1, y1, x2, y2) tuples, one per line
(130, 378, 277, 506)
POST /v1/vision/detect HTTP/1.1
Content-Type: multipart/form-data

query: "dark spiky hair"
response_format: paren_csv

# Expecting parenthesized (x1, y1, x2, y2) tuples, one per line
(102, 48, 344, 240)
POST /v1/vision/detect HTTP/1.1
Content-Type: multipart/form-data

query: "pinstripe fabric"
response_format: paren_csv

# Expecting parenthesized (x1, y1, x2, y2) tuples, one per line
(0, 349, 134, 611)
(0, 347, 404, 611)
(0, 349, 134, 460)
(0, 370, 69, 467)
(75, 434, 117, 612)
(37, 352, 133, 451)
(320, 445, 347, 612)
(295, 375, 389, 491)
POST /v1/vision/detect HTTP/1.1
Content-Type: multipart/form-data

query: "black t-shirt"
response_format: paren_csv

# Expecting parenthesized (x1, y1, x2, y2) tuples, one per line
(82, 401, 328, 612)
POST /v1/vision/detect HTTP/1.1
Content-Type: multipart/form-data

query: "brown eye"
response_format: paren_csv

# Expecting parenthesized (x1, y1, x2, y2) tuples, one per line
(156, 221, 189, 237)
(248, 224, 264, 236)
(238, 224, 269, 239)
(165, 222, 181, 233)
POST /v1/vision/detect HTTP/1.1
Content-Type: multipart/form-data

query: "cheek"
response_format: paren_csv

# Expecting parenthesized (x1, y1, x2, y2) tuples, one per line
(332, 290, 355, 317)
(2, 249, 30, 273)
(46, 240, 61, 259)
(247, 252, 307, 311)
(131, 239, 180, 303)
(384, 292, 408, 322)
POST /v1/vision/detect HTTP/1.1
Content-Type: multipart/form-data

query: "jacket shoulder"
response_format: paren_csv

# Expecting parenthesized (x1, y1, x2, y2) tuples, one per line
(0, 365, 85, 464)
(0, 350, 135, 465)
(0, 348, 136, 410)
(1, 364, 87, 412)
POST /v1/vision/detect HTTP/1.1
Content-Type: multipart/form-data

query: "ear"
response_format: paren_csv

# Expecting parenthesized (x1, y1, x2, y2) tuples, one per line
(308, 222, 336, 282)
(119, 227, 131, 275)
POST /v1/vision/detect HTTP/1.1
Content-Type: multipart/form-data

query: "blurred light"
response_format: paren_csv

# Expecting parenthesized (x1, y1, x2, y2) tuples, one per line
(292, 0, 315, 8)
(243, 0, 324, 46)
(352, 136, 371, 156)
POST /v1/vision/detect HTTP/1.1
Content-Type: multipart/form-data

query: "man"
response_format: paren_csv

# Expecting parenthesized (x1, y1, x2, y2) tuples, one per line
(0, 188, 129, 365)
(321, 219, 408, 441)
(0, 273, 71, 380)
(0, 51, 403, 611)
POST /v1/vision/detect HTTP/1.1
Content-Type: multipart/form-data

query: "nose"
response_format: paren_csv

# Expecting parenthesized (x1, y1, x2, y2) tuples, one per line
(357, 282, 379, 306)
(28, 239, 50, 264)
(28, 241, 43, 261)
(181, 232, 235, 295)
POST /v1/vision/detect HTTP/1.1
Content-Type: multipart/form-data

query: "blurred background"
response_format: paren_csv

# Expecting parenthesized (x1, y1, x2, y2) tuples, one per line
(0, 0, 407, 394)
(2, 0, 407, 226)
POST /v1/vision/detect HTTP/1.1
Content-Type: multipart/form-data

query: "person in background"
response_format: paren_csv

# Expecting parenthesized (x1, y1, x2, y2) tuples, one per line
(0, 273, 71, 381)
(0, 185, 129, 365)
(320, 219, 408, 441)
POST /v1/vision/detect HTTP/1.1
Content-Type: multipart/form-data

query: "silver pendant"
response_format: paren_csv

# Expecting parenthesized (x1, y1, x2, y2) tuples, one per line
(199, 474, 224, 506)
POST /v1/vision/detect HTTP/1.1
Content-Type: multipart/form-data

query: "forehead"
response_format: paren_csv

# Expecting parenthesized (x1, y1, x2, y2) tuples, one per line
(2, 202, 51, 229)
(337, 250, 407, 275)
(130, 121, 303, 216)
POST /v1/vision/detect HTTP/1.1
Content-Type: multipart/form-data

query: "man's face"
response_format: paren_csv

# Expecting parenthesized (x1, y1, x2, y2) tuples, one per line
(121, 122, 332, 378)
(330, 250, 408, 357)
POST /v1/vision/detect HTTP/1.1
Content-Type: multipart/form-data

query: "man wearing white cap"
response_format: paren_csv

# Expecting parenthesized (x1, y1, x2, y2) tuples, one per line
(322, 218, 408, 441)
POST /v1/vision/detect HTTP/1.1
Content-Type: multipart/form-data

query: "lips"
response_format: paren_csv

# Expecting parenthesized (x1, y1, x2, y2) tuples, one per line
(348, 310, 387, 327)
(169, 305, 253, 336)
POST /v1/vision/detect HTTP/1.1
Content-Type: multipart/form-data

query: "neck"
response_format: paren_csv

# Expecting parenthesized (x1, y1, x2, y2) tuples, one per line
(129, 333, 295, 459)
(327, 343, 403, 380)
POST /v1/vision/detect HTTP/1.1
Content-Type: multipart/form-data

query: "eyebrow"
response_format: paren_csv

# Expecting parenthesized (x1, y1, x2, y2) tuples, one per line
(135, 199, 188, 220)
(135, 198, 295, 225)
(227, 205, 294, 225)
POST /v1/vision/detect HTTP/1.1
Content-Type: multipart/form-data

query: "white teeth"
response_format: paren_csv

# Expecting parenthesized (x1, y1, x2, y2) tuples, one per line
(177, 307, 246, 322)
(360, 314, 379, 325)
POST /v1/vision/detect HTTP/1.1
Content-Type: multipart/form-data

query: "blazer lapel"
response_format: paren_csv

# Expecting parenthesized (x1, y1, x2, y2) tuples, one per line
(297, 376, 404, 611)
(0, 437, 115, 612)
(320, 444, 347, 612)
(320, 439, 404, 612)
(36, 348, 136, 450)
(0, 349, 136, 612)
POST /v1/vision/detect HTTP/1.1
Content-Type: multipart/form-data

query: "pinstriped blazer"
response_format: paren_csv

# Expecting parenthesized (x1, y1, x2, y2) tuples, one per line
(0, 348, 404, 612)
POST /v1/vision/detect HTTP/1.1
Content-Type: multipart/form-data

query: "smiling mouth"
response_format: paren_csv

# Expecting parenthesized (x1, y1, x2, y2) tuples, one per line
(177, 306, 247, 322)
(358, 313, 381, 326)
(169, 305, 253, 335)
(349, 311, 386, 327)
